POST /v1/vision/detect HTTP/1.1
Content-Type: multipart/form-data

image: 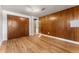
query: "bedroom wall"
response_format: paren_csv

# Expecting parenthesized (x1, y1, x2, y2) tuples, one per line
(39, 6, 79, 42)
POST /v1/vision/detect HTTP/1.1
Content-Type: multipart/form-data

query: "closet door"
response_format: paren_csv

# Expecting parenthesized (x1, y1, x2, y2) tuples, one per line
(8, 15, 29, 39)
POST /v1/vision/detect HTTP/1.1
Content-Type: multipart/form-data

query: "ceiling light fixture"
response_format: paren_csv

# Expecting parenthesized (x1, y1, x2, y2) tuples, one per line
(25, 6, 46, 13)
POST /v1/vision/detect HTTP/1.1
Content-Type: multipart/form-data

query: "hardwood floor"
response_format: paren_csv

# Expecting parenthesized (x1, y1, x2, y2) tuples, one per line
(0, 35, 79, 53)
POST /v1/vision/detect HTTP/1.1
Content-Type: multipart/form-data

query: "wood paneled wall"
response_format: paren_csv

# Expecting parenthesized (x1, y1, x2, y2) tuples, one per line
(8, 15, 29, 39)
(39, 6, 79, 42)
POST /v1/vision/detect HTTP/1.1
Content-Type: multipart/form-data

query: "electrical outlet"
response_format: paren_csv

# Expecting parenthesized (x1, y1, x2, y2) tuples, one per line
(48, 32, 50, 34)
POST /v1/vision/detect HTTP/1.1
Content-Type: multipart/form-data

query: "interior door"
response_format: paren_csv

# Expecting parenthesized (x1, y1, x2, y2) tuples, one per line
(8, 15, 29, 39)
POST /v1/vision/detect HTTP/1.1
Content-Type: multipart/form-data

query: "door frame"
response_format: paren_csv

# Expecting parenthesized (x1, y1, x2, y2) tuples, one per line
(2, 10, 31, 41)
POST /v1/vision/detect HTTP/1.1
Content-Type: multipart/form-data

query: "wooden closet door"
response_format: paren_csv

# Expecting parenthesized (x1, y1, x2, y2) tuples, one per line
(8, 15, 29, 39)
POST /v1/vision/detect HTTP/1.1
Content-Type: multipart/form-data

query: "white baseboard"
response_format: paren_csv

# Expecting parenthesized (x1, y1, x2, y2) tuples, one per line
(39, 33, 79, 45)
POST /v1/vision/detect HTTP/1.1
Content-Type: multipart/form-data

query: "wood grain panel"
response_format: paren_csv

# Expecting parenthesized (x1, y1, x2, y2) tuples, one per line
(73, 6, 79, 41)
(8, 15, 29, 39)
(39, 6, 79, 42)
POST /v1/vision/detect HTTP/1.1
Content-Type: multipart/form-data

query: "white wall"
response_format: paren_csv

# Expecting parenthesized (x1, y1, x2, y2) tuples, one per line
(2, 10, 7, 41)
(0, 6, 3, 45)
(36, 18, 39, 34)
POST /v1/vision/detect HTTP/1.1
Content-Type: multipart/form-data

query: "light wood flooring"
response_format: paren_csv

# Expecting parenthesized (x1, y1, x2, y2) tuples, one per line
(0, 35, 79, 53)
